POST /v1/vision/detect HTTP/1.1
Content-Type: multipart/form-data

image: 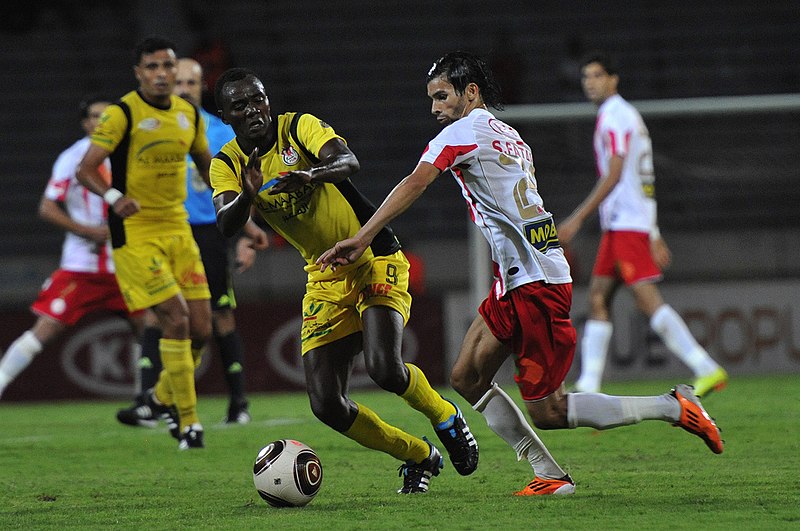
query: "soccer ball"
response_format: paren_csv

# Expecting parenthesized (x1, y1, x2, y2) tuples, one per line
(253, 439, 323, 507)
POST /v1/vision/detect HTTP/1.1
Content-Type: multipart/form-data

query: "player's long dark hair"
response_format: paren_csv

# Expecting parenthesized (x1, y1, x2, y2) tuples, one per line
(426, 51, 504, 111)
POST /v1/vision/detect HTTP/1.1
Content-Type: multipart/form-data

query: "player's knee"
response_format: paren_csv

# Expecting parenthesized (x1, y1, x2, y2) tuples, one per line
(191, 319, 212, 344)
(364, 358, 406, 395)
(449, 365, 486, 404)
(308, 395, 351, 432)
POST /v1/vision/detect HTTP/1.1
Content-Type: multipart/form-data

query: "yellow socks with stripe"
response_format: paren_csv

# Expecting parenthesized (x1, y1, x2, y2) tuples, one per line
(401, 363, 457, 425)
(343, 402, 429, 463)
(160, 338, 198, 430)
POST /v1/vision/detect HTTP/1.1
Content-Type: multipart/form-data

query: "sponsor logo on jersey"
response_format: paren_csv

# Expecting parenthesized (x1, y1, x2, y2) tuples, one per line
(523, 215, 561, 253)
(281, 145, 300, 165)
(137, 117, 161, 131)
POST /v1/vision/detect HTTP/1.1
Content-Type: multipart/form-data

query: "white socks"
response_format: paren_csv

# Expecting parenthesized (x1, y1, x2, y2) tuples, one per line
(574, 319, 613, 393)
(474, 382, 565, 479)
(0, 331, 43, 397)
(567, 391, 680, 429)
(650, 304, 719, 376)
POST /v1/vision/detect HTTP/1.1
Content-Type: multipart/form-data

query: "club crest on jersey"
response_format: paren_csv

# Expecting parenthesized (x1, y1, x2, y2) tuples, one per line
(177, 112, 191, 130)
(282, 145, 300, 165)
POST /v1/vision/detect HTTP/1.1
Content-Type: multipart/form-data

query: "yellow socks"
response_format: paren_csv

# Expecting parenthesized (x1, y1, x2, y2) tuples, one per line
(401, 363, 456, 425)
(343, 402, 429, 463)
(153, 369, 173, 405)
(191, 344, 205, 369)
(159, 338, 198, 429)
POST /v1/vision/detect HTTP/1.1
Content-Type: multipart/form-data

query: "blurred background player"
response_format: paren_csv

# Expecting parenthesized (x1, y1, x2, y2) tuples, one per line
(211, 68, 478, 494)
(77, 36, 213, 450)
(318, 51, 724, 496)
(557, 51, 728, 397)
(115, 58, 268, 428)
(0, 95, 139, 398)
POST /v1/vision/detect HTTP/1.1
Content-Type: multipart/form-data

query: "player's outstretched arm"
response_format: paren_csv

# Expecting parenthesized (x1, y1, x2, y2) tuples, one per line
(317, 162, 440, 271)
(215, 147, 262, 237)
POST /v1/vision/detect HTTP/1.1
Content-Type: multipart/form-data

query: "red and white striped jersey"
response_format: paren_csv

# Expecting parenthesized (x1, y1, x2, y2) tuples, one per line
(419, 108, 571, 298)
(44, 137, 114, 273)
(593, 94, 657, 233)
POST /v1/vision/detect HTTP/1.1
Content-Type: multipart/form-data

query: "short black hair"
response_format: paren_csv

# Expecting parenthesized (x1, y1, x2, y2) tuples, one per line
(426, 51, 504, 110)
(580, 50, 619, 76)
(214, 67, 260, 111)
(133, 35, 176, 65)
(78, 94, 111, 119)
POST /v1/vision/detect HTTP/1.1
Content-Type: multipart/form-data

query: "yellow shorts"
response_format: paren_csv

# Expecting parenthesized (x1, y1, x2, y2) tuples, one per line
(113, 233, 210, 312)
(300, 251, 412, 354)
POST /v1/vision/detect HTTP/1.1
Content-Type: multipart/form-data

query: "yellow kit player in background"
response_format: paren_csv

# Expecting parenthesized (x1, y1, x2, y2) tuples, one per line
(77, 35, 213, 450)
(211, 68, 478, 494)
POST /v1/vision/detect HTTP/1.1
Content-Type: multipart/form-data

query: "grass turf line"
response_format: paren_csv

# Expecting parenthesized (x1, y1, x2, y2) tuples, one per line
(0, 374, 798, 530)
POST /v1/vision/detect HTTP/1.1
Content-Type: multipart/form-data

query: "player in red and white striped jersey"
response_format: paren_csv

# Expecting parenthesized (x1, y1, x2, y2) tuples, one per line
(319, 51, 724, 496)
(558, 51, 728, 398)
(0, 95, 137, 399)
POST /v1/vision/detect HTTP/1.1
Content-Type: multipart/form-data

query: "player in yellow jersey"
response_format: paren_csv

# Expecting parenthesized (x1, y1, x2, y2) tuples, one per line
(77, 36, 212, 450)
(210, 68, 479, 494)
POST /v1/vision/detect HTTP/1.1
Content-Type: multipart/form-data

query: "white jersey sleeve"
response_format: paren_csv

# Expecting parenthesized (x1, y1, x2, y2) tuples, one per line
(46, 137, 115, 273)
(594, 95, 657, 233)
(420, 108, 571, 298)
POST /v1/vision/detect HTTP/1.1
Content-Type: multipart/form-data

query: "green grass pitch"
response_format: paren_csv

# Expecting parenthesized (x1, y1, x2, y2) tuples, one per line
(1, 374, 798, 530)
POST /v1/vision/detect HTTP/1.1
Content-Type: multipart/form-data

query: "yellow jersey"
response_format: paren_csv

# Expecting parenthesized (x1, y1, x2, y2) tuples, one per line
(90, 90, 209, 245)
(210, 112, 401, 280)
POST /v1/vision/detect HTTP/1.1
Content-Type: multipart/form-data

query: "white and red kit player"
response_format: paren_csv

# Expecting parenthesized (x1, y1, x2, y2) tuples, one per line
(558, 52, 727, 397)
(0, 97, 136, 399)
(318, 51, 724, 496)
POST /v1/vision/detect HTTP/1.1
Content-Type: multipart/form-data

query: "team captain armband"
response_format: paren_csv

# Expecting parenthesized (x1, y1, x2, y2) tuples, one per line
(103, 188, 124, 206)
(523, 215, 561, 253)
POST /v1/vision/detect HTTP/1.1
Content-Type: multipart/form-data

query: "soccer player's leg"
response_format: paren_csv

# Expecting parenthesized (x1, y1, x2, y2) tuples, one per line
(303, 331, 443, 494)
(358, 252, 479, 475)
(457, 282, 575, 495)
(173, 235, 212, 449)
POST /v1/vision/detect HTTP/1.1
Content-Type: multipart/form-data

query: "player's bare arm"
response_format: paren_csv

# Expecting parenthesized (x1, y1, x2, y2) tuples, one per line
(557, 154, 624, 244)
(268, 138, 359, 195)
(76, 143, 140, 218)
(317, 161, 440, 271)
(39, 197, 109, 244)
(215, 147, 262, 237)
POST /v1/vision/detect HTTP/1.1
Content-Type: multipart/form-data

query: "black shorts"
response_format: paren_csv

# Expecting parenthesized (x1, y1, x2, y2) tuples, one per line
(191, 223, 236, 311)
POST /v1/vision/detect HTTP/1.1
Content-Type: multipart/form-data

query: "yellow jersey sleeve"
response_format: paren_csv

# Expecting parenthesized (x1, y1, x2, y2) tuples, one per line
(210, 143, 243, 196)
(294, 113, 344, 158)
(90, 104, 129, 152)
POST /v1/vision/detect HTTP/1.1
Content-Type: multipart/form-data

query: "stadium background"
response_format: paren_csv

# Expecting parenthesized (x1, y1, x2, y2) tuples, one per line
(0, 0, 797, 400)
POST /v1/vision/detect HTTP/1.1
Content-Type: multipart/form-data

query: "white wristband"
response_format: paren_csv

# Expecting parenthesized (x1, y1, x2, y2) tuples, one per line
(103, 188, 124, 206)
(649, 226, 661, 241)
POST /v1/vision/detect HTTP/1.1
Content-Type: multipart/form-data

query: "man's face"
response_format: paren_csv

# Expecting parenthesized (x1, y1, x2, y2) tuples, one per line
(81, 102, 109, 135)
(174, 60, 203, 107)
(581, 62, 618, 105)
(134, 49, 178, 100)
(427, 76, 468, 126)
(219, 76, 272, 142)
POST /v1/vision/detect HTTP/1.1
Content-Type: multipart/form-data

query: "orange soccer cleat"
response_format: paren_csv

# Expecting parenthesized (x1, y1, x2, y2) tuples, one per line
(514, 474, 575, 496)
(672, 383, 724, 454)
